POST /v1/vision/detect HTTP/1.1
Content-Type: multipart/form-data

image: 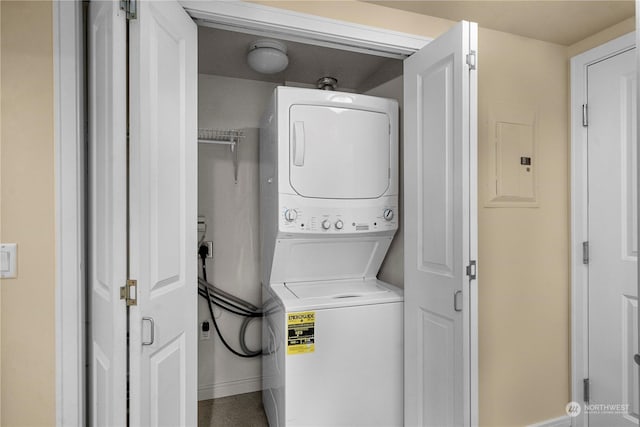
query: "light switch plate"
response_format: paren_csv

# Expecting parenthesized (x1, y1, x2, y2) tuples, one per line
(0, 243, 17, 279)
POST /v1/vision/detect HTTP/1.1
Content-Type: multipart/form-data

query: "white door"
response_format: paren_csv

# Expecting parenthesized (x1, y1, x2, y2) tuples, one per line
(587, 46, 639, 426)
(88, 2, 128, 425)
(403, 21, 478, 426)
(89, 0, 198, 425)
(127, 1, 198, 425)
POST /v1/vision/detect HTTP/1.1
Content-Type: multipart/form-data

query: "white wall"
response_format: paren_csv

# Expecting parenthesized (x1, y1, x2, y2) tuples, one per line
(198, 74, 277, 400)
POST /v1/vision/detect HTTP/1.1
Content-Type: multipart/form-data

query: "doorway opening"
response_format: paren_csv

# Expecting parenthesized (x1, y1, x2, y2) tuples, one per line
(194, 24, 404, 425)
(82, 2, 477, 425)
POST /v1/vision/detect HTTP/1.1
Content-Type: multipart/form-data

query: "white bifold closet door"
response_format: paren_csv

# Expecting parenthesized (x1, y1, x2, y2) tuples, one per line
(403, 20, 478, 426)
(88, 2, 127, 425)
(128, 1, 198, 425)
(89, 0, 198, 425)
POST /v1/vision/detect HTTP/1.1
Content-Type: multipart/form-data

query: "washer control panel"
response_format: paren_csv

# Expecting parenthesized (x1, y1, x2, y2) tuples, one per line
(279, 200, 398, 234)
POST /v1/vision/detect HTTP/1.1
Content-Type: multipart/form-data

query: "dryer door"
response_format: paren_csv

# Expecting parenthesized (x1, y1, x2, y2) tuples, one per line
(289, 105, 390, 199)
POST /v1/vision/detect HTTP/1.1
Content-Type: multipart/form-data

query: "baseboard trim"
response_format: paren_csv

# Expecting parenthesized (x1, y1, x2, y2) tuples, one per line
(198, 376, 262, 401)
(527, 415, 572, 427)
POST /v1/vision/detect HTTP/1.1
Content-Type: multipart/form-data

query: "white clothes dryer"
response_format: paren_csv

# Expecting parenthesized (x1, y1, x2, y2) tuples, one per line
(259, 86, 399, 287)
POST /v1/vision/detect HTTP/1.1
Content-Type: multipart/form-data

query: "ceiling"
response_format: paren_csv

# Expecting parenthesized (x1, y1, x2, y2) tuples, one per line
(198, 26, 402, 91)
(366, 1, 634, 46)
(198, 2, 634, 87)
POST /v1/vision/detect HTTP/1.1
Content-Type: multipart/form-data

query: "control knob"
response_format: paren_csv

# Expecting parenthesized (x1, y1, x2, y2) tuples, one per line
(335, 220, 344, 230)
(321, 219, 332, 230)
(284, 209, 298, 222)
(383, 208, 394, 221)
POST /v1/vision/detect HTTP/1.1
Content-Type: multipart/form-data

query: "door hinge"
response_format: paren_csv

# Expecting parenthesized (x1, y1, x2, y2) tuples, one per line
(583, 378, 590, 403)
(582, 241, 589, 265)
(120, 279, 138, 306)
(466, 260, 477, 280)
(582, 104, 588, 127)
(119, 0, 137, 20)
(466, 51, 477, 70)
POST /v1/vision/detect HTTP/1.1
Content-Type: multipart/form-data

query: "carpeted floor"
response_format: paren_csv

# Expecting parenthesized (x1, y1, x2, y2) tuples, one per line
(198, 391, 268, 427)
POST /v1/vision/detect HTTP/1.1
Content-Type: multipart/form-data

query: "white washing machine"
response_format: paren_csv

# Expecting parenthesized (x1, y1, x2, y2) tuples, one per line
(259, 87, 402, 426)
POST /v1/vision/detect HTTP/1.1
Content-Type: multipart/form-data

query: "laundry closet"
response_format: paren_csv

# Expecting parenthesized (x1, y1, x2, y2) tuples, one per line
(86, 1, 477, 424)
(195, 24, 405, 418)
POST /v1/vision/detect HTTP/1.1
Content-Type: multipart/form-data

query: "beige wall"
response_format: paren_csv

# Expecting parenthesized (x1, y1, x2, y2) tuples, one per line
(0, 0, 631, 425)
(0, 1, 56, 426)
(477, 28, 570, 425)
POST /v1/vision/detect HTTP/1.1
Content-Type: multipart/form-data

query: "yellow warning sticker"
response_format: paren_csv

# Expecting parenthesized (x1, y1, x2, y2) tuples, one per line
(287, 311, 315, 355)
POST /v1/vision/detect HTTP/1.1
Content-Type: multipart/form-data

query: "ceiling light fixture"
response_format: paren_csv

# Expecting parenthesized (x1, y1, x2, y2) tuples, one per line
(247, 39, 289, 74)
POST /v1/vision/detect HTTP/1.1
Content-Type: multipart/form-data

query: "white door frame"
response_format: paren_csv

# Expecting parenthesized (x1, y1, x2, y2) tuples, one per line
(53, 1, 86, 425)
(53, 1, 479, 425)
(179, 0, 430, 58)
(570, 31, 635, 427)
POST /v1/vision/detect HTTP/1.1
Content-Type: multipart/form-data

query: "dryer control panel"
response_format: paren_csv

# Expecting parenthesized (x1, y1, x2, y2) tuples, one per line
(278, 194, 398, 235)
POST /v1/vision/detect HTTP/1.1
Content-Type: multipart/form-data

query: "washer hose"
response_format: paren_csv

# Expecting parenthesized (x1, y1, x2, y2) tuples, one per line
(199, 245, 262, 358)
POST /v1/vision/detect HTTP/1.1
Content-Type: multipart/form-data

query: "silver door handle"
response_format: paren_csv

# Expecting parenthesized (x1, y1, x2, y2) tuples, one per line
(454, 290, 463, 312)
(142, 317, 154, 346)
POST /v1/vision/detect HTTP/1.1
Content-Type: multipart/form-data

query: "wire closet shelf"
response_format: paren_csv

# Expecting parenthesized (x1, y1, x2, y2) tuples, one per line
(198, 128, 245, 183)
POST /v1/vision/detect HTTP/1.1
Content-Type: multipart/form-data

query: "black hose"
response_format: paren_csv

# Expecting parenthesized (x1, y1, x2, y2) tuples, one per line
(200, 277, 258, 312)
(204, 286, 261, 358)
(198, 288, 261, 318)
(198, 244, 261, 358)
(199, 280, 260, 316)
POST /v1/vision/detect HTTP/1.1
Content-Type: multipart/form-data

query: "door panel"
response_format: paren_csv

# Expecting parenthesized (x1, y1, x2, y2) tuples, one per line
(88, 2, 127, 425)
(288, 105, 390, 199)
(128, 1, 198, 425)
(404, 21, 477, 426)
(588, 47, 639, 426)
(419, 60, 454, 275)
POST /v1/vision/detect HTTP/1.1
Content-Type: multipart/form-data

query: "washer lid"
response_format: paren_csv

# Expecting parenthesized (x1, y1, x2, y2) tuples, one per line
(275, 279, 403, 310)
(286, 279, 391, 300)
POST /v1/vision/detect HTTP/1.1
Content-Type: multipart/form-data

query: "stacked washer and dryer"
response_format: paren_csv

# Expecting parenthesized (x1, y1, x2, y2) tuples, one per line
(260, 86, 403, 426)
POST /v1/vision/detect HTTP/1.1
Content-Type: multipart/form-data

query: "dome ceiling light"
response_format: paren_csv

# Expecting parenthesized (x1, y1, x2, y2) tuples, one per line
(247, 39, 289, 74)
